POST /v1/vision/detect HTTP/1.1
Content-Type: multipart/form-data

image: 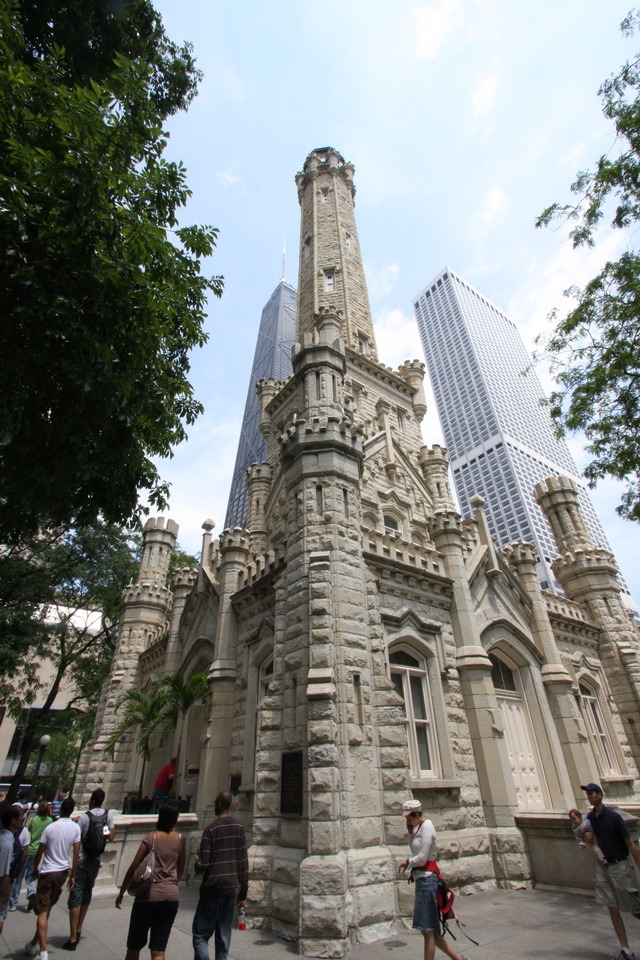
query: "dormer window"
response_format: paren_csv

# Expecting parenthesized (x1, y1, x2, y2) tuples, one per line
(383, 514, 399, 533)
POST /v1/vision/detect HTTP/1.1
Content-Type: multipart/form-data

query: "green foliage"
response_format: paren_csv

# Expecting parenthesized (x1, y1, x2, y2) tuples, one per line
(26, 730, 83, 798)
(536, 11, 640, 522)
(103, 671, 210, 763)
(167, 542, 199, 584)
(0, 0, 222, 541)
(0, 522, 139, 801)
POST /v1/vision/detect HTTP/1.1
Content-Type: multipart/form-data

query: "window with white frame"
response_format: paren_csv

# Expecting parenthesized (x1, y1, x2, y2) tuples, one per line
(389, 647, 438, 777)
(579, 681, 618, 775)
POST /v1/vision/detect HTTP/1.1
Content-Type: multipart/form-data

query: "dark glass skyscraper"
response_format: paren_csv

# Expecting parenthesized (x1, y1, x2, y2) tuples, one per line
(224, 280, 297, 529)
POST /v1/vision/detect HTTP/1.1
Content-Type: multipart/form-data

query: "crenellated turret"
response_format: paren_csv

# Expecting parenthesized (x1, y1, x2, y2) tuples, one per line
(419, 444, 457, 511)
(398, 359, 427, 421)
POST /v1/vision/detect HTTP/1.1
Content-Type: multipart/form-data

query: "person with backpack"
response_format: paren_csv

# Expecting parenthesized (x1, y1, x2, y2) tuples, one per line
(398, 800, 468, 960)
(62, 788, 115, 951)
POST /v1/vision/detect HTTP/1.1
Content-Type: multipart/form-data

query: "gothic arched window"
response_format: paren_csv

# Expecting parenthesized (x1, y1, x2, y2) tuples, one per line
(389, 646, 438, 777)
(579, 681, 617, 776)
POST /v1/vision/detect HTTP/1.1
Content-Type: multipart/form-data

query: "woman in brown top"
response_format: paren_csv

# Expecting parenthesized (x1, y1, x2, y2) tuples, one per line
(116, 804, 186, 960)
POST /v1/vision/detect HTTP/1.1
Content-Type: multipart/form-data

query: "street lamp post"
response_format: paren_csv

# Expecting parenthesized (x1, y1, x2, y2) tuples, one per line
(30, 734, 51, 801)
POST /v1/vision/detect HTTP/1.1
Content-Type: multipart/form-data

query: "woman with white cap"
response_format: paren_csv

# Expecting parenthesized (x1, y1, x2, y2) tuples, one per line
(398, 800, 468, 960)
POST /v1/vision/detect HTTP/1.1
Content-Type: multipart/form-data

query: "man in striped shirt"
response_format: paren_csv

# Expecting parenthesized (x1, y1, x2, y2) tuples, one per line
(192, 791, 248, 960)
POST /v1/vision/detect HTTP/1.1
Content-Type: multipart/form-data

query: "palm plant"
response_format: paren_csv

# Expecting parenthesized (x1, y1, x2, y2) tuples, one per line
(102, 671, 211, 797)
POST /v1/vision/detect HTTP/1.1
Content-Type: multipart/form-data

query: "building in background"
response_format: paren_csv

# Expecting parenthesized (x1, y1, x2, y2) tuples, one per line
(224, 279, 296, 530)
(413, 267, 635, 610)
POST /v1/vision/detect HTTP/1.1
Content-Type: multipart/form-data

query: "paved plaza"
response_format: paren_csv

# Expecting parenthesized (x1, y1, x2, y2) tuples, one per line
(0, 884, 635, 960)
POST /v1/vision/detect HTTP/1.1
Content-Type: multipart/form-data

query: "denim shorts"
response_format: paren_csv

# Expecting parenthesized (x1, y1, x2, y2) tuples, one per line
(412, 873, 441, 935)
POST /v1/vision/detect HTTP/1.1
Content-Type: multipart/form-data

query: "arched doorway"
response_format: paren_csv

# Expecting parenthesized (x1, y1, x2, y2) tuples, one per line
(490, 653, 548, 811)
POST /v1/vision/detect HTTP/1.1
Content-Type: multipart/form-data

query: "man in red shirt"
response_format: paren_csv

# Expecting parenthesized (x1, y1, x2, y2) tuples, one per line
(151, 757, 177, 812)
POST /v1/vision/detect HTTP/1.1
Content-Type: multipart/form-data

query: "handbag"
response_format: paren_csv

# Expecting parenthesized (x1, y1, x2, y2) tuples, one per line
(127, 834, 157, 897)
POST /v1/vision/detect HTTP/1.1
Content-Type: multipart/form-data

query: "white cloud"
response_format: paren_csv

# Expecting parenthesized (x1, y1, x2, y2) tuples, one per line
(217, 171, 243, 188)
(411, 0, 461, 60)
(473, 73, 498, 119)
(366, 262, 401, 298)
(481, 185, 507, 223)
(374, 307, 424, 369)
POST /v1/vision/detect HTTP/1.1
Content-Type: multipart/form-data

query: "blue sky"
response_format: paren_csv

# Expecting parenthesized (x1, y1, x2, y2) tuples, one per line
(150, 0, 639, 604)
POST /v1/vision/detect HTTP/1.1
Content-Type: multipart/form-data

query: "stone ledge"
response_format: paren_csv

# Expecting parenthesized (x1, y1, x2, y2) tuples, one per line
(411, 778, 461, 791)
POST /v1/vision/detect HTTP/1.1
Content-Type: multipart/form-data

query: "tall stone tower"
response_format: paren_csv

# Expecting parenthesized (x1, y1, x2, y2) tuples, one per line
(74, 517, 178, 803)
(295, 147, 377, 358)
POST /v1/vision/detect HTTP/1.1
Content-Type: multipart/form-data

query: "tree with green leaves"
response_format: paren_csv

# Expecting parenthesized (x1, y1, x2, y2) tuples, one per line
(1, 523, 140, 801)
(103, 672, 210, 797)
(0, 0, 222, 542)
(536, 11, 640, 523)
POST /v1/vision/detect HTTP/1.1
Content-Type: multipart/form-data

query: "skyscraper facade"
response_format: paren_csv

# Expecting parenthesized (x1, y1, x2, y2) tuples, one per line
(413, 267, 631, 600)
(224, 280, 296, 529)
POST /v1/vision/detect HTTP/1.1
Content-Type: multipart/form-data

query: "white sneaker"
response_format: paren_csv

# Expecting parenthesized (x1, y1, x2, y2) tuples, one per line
(24, 942, 39, 957)
(35, 953, 48, 960)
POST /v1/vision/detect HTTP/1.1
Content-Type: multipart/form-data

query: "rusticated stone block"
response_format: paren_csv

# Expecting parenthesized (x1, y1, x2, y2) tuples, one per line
(298, 937, 348, 959)
(354, 881, 396, 925)
(271, 881, 299, 924)
(300, 854, 347, 896)
(300, 894, 348, 938)
(346, 848, 394, 887)
(308, 820, 340, 855)
(308, 766, 340, 793)
(379, 747, 407, 767)
(308, 743, 339, 766)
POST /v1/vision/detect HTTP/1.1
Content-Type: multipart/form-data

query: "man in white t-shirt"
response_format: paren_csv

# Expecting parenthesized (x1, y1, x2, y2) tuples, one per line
(25, 797, 81, 960)
(62, 788, 115, 950)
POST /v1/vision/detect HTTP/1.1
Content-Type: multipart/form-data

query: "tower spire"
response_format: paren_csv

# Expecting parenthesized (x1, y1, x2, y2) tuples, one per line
(295, 147, 378, 359)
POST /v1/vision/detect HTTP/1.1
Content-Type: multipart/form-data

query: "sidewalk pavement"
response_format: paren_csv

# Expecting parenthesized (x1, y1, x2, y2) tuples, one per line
(1, 884, 635, 960)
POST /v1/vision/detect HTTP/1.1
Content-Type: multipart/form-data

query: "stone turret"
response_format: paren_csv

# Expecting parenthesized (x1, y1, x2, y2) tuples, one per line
(398, 360, 427, 421)
(74, 517, 179, 806)
(536, 476, 640, 762)
(419, 444, 457, 511)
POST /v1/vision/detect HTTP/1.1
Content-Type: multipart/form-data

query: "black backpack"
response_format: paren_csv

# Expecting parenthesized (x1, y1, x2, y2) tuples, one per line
(82, 810, 109, 858)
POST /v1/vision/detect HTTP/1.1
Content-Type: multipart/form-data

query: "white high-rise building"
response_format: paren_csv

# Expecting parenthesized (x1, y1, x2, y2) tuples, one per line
(413, 267, 634, 604)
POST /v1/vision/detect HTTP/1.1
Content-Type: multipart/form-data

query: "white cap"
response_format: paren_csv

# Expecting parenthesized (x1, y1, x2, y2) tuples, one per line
(402, 799, 422, 813)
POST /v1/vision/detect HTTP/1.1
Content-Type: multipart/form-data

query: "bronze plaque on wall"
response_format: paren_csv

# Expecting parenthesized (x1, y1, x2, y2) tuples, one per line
(280, 751, 303, 815)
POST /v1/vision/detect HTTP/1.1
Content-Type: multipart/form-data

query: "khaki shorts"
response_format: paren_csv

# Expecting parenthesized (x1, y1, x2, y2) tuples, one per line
(594, 859, 640, 914)
(34, 870, 68, 915)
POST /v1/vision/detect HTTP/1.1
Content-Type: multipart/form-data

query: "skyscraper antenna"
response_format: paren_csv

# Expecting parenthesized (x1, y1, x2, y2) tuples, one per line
(280, 237, 286, 282)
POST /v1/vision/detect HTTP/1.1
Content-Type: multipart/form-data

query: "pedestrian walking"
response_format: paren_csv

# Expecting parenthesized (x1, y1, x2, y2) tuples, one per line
(398, 800, 468, 960)
(51, 792, 66, 820)
(115, 803, 186, 960)
(62, 788, 115, 950)
(9, 805, 30, 910)
(24, 796, 81, 960)
(192, 791, 248, 960)
(581, 782, 640, 960)
(0, 803, 22, 935)
(24, 802, 53, 911)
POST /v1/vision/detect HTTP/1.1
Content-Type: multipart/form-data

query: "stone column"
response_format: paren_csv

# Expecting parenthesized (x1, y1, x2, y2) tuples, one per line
(503, 541, 596, 804)
(197, 529, 250, 808)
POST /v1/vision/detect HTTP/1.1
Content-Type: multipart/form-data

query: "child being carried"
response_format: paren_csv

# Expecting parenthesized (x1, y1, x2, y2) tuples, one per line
(568, 808, 607, 866)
